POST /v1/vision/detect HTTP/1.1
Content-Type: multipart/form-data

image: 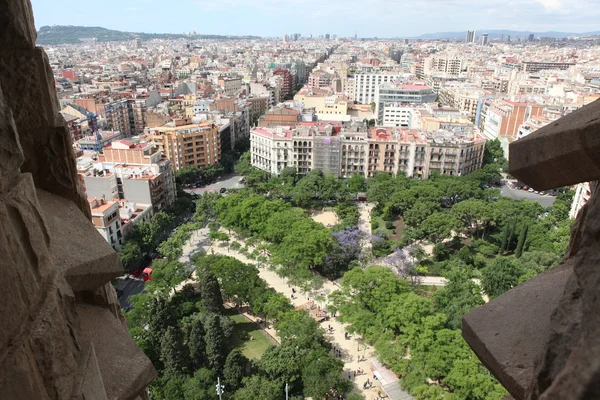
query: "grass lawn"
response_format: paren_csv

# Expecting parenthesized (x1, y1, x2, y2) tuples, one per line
(373, 216, 405, 242)
(226, 309, 276, 360)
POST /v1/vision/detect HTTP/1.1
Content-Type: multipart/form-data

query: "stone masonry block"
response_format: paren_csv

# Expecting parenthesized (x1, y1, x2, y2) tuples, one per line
(509, 98, 600, 191)
(0, 48, 61, 131)
(77, 304, 157, 400)
(462, 262, 573, 400)
(0, 0, 37, 49)
(0, 85, 24, 192)
(0, 174, 53, 363)
(36, 189, 123, 292)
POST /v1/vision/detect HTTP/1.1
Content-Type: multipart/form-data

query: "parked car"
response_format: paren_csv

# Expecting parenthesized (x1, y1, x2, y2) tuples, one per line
(219, 187, 227, 194)
(528, 188, 534, 193)
(523, 186, 530, 191)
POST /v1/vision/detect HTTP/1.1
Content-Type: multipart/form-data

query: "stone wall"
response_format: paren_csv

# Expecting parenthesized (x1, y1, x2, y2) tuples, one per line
(0, 1, 156, 399)
(463, 98, 600, 400)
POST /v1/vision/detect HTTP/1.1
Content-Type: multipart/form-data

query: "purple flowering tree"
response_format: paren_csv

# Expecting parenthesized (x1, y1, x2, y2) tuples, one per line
(322, 227, 366, 278)
(385, 248, 421, 285)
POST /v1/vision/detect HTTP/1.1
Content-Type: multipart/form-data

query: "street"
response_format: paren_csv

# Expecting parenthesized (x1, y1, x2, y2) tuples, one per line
(500, 182, 556, 208)
(185, 174, 245, 195)
(115, 276, 145, 310)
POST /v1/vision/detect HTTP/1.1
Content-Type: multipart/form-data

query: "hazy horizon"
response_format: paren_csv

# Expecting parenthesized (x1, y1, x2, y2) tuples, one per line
(31, 0, 600, 38)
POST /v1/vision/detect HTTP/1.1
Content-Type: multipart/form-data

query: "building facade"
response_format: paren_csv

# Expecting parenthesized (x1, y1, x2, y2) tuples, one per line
(89, 198, 123, 250)
(146, 120, 221, 171)
(250, 124, 485, 180)
(353, 73, 404, 104)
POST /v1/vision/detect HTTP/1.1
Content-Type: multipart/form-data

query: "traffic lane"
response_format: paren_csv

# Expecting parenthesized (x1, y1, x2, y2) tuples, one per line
(204, 174, 244, 190)
(186, 174, 245, 195)
(500, 184, 556, 208)
(116, 277, 145, 310)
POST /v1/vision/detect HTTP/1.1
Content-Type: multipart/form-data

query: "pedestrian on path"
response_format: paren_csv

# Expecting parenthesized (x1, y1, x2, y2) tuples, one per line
(348, 371, 351, 379)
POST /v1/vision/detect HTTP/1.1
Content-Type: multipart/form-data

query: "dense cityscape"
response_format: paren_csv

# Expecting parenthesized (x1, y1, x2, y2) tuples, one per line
(5, 3, 600, 399)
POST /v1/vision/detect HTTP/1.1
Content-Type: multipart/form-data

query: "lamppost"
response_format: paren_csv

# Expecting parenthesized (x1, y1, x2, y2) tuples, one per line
(216, 377, 224, 400)
(285, 382, 289, 400)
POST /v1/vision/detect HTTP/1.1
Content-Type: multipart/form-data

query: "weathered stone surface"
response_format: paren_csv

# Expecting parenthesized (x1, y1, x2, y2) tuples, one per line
(526, 181, 600, 400)
(71, 341, 109, 400)
(462, 262, 574, 400)
(37, 189, 123, 292)
(0, 0, 37, 49)
(0, 48, 61, 130)
(0, 85, 24, 192)
(0, 47, 91, 218)
(77, 304, 157, 400)
(0, 3, 154, 399)
(509, 98, 600, 191)
(0, 174, 53, 362)
(76, 282, 126, 323)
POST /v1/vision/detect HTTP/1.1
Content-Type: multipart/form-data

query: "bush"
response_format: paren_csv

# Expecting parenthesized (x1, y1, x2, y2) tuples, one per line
(371, 220, 380, 230)
(230, 241, 241, 250)
(385, 221, 395, 230)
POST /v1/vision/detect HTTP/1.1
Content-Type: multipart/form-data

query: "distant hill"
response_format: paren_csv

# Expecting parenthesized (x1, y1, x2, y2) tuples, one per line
(413, 29, 600, 40)
(36, 25, 260, 45)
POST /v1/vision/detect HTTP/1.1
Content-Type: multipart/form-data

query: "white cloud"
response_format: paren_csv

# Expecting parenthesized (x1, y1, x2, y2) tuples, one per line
(126, 6, 138, 10)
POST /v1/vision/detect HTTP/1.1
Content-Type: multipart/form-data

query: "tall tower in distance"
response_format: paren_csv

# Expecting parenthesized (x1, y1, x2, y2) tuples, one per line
(466, 30, 476, 43)
(480, 33, 489, 46)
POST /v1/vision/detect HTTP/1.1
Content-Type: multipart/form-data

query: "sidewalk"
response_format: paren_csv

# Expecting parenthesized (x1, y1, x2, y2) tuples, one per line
(207, 239, 383, 399)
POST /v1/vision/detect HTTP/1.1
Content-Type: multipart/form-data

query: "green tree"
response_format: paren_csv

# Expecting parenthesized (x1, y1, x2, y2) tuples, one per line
(233, 375, 282, 400)
(118, 242, 142, 272)
(186, 316, 206, 370)
(197, 266, 223, 313)
(301, 348, 346, 399)
(421, 213, 461, 243)
(160, 326, 191, 378)
(481, 257, 522, 298)
(223, 349, 249, 391)
(515, 224, 529, 258)
(347, 174, 367, 194)
(204, 313, 226, 372)
(182, 368, 219, 400)
(434, 263, 484, 329)
(275, 310, 325, 348)
(482, 138, 507, 168)
(147, 259, 187, 293)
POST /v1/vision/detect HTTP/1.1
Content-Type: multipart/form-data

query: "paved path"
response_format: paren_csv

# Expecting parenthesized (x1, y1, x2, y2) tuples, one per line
(173, 223, 383, 399)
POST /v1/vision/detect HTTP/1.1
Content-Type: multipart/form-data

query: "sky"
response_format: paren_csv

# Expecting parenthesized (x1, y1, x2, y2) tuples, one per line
(30, 0, 600, 38)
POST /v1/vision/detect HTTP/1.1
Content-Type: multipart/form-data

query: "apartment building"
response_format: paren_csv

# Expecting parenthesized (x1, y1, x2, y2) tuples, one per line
(380, 104, 422, 128)
(127, 98, 147, 136)
(146, 119, 221, 171)
(258, 105, 301, 128)
(250, 127, 293, 175)
(294, 89, 350, 121)
(353, 72, 404, 104)
(375, 83, 437, 122)
(250, 123, 485, 180)
(520, 61, 575, 73)
(217, 76, 243, 97)
(76, 130, 123, 152)
(82, 139, 177, 213)
(307, 70, 333, 89)
(423, 55, 464, 76)
(273, 68, 294, 98)
(104, 99, 132, 136)
(482, 99, 545, 140)
(570, 182, 591, 219)
(117, 200, 153, 235)
(89, 198, 123, 250)
(250, 82, 276, 107)
(437, 85, 483, 116)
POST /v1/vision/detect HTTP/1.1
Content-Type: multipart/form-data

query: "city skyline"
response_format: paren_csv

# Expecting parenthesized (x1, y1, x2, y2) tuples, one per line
(31, 0, 600, 38)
